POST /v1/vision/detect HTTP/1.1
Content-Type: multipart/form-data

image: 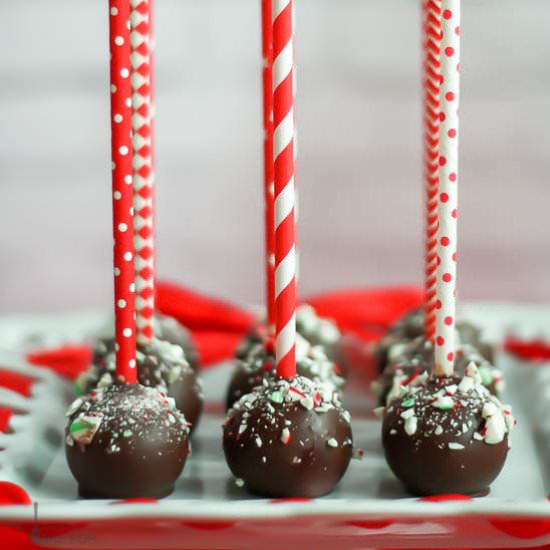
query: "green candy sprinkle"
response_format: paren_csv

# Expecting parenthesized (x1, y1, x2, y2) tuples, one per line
(478, 366, 493, 386)
(269, 391, 284, 404)
(402, 398, 415, 408)
(123, 430, 133, 438)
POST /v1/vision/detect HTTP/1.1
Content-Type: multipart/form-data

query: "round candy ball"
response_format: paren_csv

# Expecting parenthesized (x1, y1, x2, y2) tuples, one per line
(374, 337, 504, 405)
(65, 383, 190, 499)
(225, 335, 345, 411)
(77, 338, 203, 431)
(382, 365, 515, 496)
(93, 313, 199, 371)
(224, 375, 353, 498)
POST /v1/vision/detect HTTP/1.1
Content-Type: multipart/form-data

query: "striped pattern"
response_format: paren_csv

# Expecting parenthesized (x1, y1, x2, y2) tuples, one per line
(261, 0, 276, 336)
(272, 0, 296, 379)
(130, 0, 155, 344)
(434, 0, 460, 376)
(109, 0, 137, 383)
(422, 0, 442, 343)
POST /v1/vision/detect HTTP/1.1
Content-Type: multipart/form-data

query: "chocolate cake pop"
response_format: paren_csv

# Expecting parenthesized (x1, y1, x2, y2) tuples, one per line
(381, 363, 515, 496)
(226, 333, 345, 410)
(65, 383, 190, 499)
(374, 307, 493, 372)
(373, 337, 504, 405)
(235, 305, 343, 367)
(76, 338, 203, 431)
(93, 313, 199, 371)
(223, 375, 353, 497)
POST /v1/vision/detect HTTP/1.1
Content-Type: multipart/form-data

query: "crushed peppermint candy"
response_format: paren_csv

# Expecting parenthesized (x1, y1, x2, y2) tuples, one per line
(69, 415, 102, 445)
(327, 438, 339, 448)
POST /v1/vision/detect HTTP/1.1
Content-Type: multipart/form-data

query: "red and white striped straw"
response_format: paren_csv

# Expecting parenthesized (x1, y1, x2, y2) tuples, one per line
(422, 0, 442, 343)
(273, 0, 296, 379)
(109, 0, 137, 383)
(434, 0, 460, 376)
(261, 0, 276, 337)
(130, 0, 155, 344)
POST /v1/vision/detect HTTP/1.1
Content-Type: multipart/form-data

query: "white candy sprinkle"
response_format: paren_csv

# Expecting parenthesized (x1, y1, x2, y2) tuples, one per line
(327, 438, 338, 448)
(400, 408, 415, 419)
(448, 442, 465, 450)
(255, 436, 263, 448)
(235, 478, 244, 488)
(434, 425, 443, 436)
(473, 432, 484, 441)
(404, 416, 418, 436)
(281, 428, 291, 445)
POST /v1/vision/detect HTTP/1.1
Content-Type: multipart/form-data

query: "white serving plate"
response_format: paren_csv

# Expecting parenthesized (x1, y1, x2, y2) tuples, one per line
(0, 302, 549, 549)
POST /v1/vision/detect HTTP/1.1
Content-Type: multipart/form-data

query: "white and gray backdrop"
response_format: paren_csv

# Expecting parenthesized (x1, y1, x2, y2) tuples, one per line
(2, 0, 550, 314)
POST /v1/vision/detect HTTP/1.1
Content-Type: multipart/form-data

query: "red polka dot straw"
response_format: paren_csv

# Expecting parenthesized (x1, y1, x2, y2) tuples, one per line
(434, 0, 460, 377)
(422, 0, 442, 343)
(130, 0, 155, 344)
(273, 0, 297, 379)
(109, 0, 137, 383)
(261, 0, 276, 337)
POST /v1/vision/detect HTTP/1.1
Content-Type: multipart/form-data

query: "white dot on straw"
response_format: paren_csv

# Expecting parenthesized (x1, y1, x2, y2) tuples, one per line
(114, 267, 121, 276)
(110, 7, 118, 16)
(111, 162, 116, 170)
(125, 175, 133, 184)
(124, 252, 133, 261)
(123, 328, 132, 338)
(120, 68, 129, 78)
(115, 343, 120, 351)
(114, 114, 123, 123)
(129, 207, 134, 216)
(118, 299, 127, 308)
(130, 283, 135, 292)
(129, 359, 136, 368)
(111, 84, 117, 93)
(114, 191, 122, 200)
(114, 36, 124, 46)
(125, 98, 132, 107)
(119, 145, 129, 156)
(118, 223, 128, 232)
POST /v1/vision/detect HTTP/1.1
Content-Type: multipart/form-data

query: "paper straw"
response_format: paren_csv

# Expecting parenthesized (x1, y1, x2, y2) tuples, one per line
(422, 0, 442, 343)
(273, 0, 296, 379)
(109, 0, 137, 383)
(434, 0, 460, 376)
(130, 0, 155, 344)
(261, 0, 276, 337)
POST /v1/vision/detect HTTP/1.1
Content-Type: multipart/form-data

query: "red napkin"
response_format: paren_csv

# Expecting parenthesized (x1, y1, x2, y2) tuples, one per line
(503, 335, 550, 363)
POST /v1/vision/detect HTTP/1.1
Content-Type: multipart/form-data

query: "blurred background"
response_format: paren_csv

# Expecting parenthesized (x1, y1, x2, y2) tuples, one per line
(2, 0, 550, 315)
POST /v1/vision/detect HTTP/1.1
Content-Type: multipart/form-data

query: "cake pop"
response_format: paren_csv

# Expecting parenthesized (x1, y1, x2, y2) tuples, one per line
(93, 313, 199, 371)
(65, 383, 190, 499)
(235, 305, 343, 367)
(226, 333, 345, 410)
(223, 375, 353, 497)
(374, 307, 493, 372)
(381, 363, 514, 496)
(76, 338, 203, 431)
(373, 337, 504, 405)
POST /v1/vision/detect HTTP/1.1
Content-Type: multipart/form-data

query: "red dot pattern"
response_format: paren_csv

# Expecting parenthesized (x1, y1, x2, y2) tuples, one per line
(110, 0, 137, 383)
(434, 0, 460, 377)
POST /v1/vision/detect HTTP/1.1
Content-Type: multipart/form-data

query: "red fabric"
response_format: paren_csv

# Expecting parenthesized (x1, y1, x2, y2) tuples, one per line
(504, 335, 550, 363)
(419, 494, 473, 502)
(0, 482, 31, 506)
(26, 346, 92, 379)
(0, 369, 34, 397)
(157, 281, 256, 333)
(190, 331, 244, 368)
(0, 406, 13, 433)
(304, 286, 424, 337)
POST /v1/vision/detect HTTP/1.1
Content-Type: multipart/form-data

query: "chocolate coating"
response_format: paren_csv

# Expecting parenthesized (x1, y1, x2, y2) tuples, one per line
(94, 313, 199, 371)
(78, 339, 203, 431)
(375, 338, 504, 405)
(65, 384, 190, 499)
(374, 307, 493, 372)
(226, 338, 345, 411)
(382, 374, 513, 496)
(223, 376, 353, 498)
